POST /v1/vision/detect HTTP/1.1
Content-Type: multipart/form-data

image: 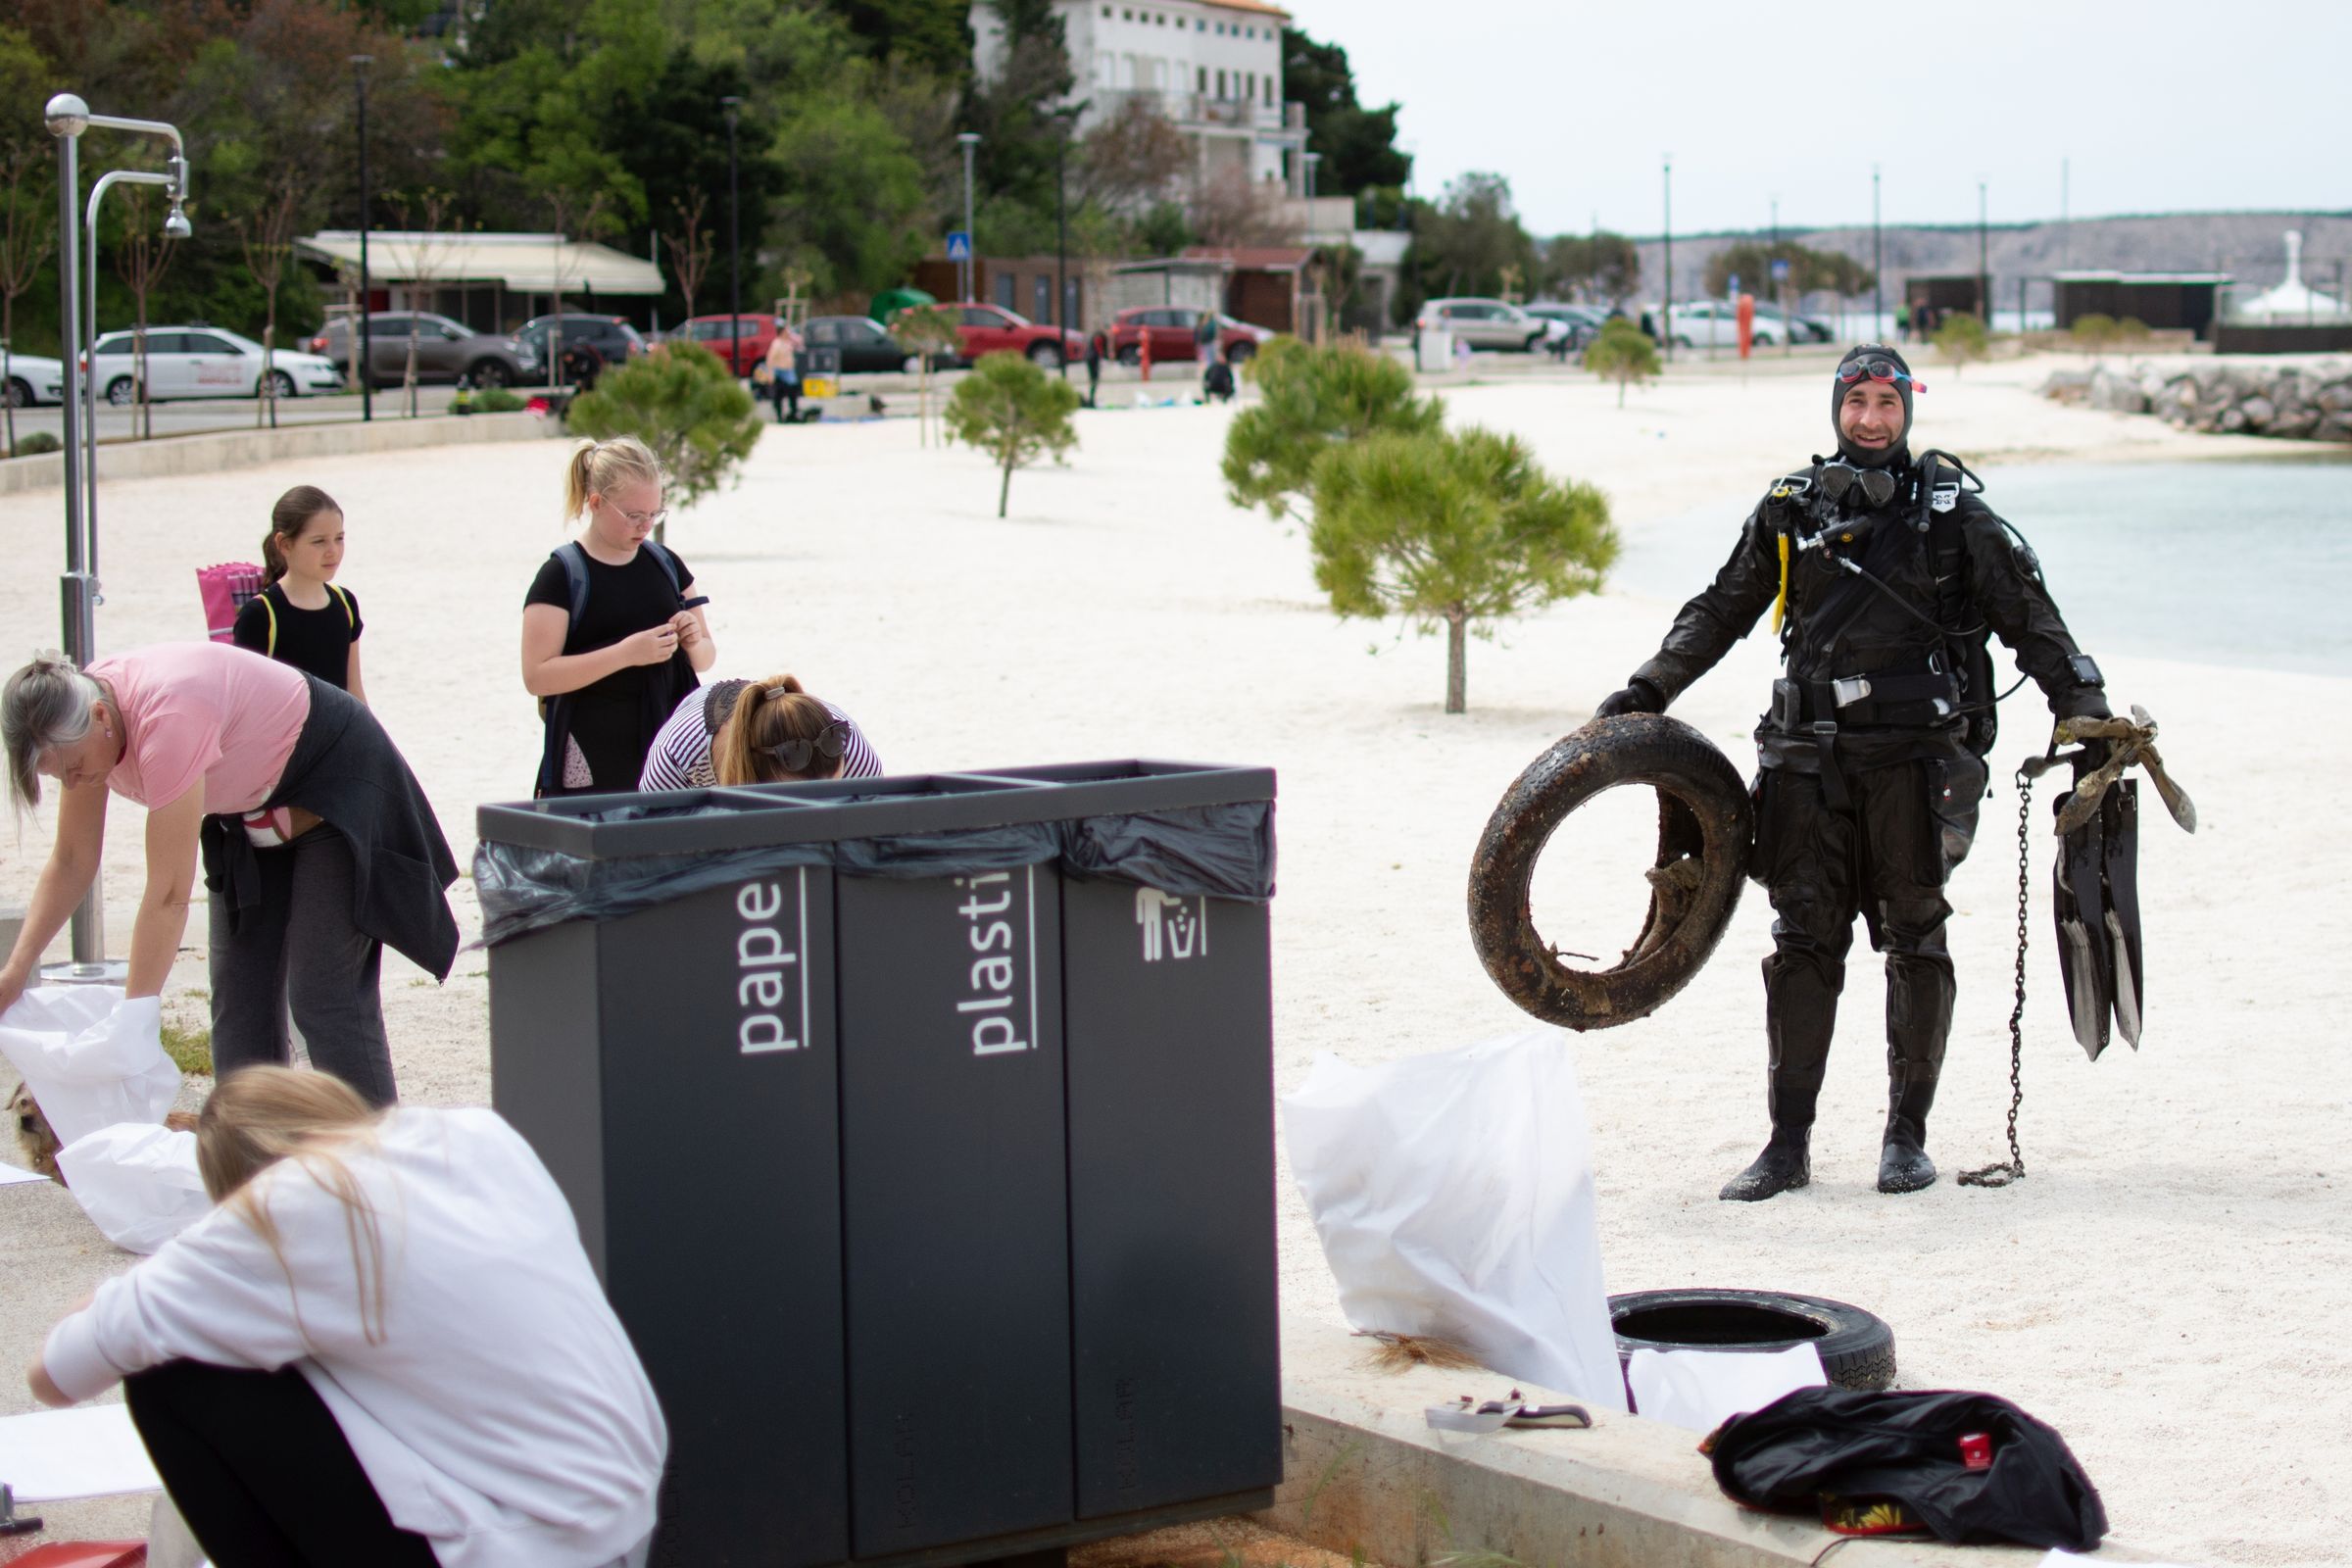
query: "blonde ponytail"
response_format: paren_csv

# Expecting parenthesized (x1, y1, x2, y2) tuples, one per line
(564, 436, 664, 522)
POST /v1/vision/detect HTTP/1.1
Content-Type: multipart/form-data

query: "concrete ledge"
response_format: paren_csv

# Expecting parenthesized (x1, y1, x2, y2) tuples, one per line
(0, 411, 548, 496)
(1259, 1322, 2153, 1567)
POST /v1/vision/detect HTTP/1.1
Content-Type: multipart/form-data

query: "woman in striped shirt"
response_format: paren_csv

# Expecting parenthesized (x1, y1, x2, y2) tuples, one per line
(637, 673, 882, 792)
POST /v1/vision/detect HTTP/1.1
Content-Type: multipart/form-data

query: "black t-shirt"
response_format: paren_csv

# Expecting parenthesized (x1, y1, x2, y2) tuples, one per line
(524, 544, 699, 791)
(230, 582, 363, 689)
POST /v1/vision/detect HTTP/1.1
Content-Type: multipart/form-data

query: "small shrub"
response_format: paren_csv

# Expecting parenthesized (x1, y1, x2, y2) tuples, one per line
(1934, 312, 1989, 376)
(1222, 337, 1440, 519)
(10, 430, 63, 458)
(1584, 318, 1660, 408)
(945, 351, 1082, 517)
(471, 385, 526, 414)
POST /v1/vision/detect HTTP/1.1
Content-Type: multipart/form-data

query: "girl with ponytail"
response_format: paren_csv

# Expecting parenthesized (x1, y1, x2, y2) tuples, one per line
(520, 438, 716, 796)
(637, 672, 883, 791)
(232, 486, 367, 700)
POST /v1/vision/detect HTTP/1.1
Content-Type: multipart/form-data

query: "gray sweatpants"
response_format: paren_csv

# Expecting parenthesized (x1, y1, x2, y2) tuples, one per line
(207, 826, 397, 1105)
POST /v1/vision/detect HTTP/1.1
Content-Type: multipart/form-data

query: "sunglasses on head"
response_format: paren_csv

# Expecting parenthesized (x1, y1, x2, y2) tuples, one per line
(766, 719, 851, 774)
(1838, 355, 1925, 393)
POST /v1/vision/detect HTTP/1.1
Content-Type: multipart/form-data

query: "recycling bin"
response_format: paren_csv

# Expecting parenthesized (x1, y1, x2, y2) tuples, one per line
(476, 762, 1279, 1568)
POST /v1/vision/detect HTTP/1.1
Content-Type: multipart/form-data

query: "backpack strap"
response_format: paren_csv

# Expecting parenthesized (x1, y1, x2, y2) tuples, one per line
(325, 582, 356, 631)
(555, 542, 591, 627)
(639, 538, 686, 598)
(260, 589, 279, 658)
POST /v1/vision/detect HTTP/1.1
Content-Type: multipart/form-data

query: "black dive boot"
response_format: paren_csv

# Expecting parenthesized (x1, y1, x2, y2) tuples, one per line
(1720, 1127, 1811, 1201)
(1877, 1063, 1938, 1194)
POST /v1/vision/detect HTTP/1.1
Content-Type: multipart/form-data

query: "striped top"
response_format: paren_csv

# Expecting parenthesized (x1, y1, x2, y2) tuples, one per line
(637, 681, 883, 792)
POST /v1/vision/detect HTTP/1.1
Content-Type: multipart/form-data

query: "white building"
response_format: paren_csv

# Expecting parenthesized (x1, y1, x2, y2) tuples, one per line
(970, 0, 1308, 193)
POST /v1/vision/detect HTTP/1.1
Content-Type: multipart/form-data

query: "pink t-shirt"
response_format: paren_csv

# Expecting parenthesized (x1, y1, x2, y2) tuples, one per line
(85, 643, 312, 813)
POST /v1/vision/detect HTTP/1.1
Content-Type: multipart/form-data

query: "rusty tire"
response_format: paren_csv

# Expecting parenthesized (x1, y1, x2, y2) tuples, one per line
(1468, 713, 1753, 1031)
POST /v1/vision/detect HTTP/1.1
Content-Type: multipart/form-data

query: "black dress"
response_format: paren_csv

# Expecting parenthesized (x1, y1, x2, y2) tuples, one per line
(524, 545, 699, 795)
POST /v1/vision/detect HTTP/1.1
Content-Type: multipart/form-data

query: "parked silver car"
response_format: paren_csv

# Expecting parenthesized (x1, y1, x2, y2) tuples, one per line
(1414, 297, 1549, 353)
(307, 312, 541, 389)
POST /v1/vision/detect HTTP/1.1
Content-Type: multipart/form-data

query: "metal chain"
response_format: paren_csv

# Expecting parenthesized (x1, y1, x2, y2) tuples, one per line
(1959, 764, 2034, 1188)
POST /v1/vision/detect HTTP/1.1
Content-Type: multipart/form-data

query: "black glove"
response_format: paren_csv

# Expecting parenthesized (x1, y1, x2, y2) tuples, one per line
(1595, 678, 1666, 718)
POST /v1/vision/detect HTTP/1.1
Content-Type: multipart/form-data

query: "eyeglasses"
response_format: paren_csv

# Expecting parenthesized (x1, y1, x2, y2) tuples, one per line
(766, 719, 852, 774)
(1838, 356, 1925, 393)
(610, 502, 669, 530)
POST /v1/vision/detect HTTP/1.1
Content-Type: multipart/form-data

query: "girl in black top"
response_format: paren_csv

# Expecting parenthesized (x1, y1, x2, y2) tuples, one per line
(520, 436, 715, 795)
(231, 485, 367, 699)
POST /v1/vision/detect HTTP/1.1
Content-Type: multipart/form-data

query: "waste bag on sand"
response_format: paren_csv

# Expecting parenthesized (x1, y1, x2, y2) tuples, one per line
(1284, 1027, 1626, 1411)
(0, 990, 178, 1147)
(56, 1124, 210, 1254)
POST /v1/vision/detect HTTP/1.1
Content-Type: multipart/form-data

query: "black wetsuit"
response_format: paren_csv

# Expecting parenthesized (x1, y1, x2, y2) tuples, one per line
(1629, 453, 2109, 1180)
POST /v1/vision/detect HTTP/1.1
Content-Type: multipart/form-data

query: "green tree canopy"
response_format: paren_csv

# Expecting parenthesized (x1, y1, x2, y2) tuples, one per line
(1308, 426, 1618, 713)
(1702, 239, 1874, 301)
(1222, 338, 1442, 520)
(1280, 27, 1410, 197)
(1401, 172, 1536, 318)
(567, 341, 764, 541)
(1542, 231, 1641, 306)
(945, 350, 1082, 516)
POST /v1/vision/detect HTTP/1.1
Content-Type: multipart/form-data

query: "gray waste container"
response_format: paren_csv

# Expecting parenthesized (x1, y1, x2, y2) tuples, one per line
(475, 762, 1280, 1567)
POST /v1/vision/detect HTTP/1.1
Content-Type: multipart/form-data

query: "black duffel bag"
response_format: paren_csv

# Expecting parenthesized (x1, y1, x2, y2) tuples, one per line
(1705, 1387, 2108, 1551)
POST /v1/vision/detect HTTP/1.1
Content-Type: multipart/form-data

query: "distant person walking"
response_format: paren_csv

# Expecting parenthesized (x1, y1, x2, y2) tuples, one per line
(521, 437, 715, 797)
(763, 325, 800, 423)
(233, 486, 366, 701)
(638, 674, 883, 791)
(1085, 331, 1102, 408)
(1195, 310, 1219, 360)
(1894, 303, 1912, 342)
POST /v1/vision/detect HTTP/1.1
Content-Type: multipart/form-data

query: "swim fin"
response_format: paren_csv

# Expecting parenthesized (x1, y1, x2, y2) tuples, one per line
(2102, 780, 2143, 1049)
(2054, 785, 2113, 1061)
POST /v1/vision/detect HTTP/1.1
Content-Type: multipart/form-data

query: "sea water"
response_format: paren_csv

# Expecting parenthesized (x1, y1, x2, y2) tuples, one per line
(1617, 459, 2352, 676)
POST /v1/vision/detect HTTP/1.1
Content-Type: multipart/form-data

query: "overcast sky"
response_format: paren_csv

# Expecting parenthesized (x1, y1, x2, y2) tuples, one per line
(1276, 0, 2350, 237)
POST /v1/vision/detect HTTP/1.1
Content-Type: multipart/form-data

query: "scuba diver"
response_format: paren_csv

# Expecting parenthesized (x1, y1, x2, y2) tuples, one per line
(1594, 344, 2113, 1201)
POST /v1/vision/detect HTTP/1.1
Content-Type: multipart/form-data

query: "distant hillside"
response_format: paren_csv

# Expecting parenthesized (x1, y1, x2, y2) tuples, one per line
(1617, 211, 2352, 307)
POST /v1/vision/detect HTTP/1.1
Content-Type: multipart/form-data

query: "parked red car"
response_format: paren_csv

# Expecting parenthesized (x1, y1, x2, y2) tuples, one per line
(670, 314, 780, 376)
(910, 303, 1086, 368)
(1105, 307, 1272, 367)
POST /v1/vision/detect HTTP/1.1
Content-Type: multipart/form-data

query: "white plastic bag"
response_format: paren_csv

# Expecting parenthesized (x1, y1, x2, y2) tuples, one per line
(1284, 1027, 1627, 1411)
(0, 989, 178, 1147)
(55, 1124, 212, 1253)
(1625, 1343, 1826, 1433)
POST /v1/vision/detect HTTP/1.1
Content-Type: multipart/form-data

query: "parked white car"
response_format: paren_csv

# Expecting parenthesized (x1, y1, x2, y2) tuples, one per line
(88, 325, 345, 404)
(1660, 301, 1786, 349)
(3, 352, 67, 407)
(1414, 298, 1550, 353)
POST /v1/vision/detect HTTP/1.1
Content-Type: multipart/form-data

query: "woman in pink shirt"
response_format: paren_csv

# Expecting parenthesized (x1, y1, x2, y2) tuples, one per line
(0, 644, 458, 1103)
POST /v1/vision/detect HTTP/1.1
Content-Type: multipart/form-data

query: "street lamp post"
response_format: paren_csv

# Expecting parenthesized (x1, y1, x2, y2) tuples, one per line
(1054, 117, 1070, 377)
(1978, 178, 1989, 326)
(352, 56, 372, 422)
(43, 92, 191, 984)
(957, 132, 981, 302)
(1872, 165, 1883, 341)
(1304, 150, 1320, 206)
(723, 96, 743, 373)
(1661, 154, 1673, 364)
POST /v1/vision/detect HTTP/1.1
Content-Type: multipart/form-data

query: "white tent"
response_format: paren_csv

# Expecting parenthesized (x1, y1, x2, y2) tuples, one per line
(295, 229, 666, 328)
(2229, 230, 2350, 323)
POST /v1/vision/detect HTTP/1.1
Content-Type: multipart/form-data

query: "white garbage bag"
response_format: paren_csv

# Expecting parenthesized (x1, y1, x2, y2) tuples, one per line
(0, 989, 178, 1147)
(1284, 1027, 1627, 1411)
(55, 1124, 212, 1253)
(1625, 1343, 1826, 1433)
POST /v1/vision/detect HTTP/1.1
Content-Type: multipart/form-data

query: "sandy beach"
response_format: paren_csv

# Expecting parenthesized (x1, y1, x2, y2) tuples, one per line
(2, 349, 2346, 1564)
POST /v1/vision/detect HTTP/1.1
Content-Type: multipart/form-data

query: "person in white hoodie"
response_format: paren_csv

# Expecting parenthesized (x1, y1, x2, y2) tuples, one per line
(25, 1066, 666, 1568)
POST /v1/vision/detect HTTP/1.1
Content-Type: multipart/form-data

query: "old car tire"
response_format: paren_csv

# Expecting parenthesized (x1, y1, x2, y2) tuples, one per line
(1610, 1289, 1896, 1394)
(1468, 713, 1752, 1031)
(469, 360, 511, 389)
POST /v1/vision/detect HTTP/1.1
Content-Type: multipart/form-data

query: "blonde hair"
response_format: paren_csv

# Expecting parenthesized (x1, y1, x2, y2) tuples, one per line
(563, 436, 664, 521)
(713, 674, 847, 786)
(197, 1066, 394, 1347)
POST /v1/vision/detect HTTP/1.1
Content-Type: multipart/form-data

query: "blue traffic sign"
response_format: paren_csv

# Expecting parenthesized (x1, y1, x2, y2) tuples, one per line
(1770, 258, 1791, 282)
(1727, 273, 1740, 296)
(946, 231, 972, 262)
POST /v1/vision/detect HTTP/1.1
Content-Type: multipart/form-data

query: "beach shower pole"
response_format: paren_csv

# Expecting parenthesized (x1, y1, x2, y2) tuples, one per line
(1978, 179, 1989, 326)
(43, 93, 188, 986)
(353, 56, 372, 422)
(958, 132, 981, 302)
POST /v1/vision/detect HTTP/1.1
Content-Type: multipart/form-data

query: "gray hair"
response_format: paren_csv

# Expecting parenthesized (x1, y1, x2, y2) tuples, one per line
(4, 653, 106, 814)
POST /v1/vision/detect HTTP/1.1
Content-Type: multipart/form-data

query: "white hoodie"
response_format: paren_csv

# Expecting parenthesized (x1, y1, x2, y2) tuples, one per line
(44, 1106, 666, 1568)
